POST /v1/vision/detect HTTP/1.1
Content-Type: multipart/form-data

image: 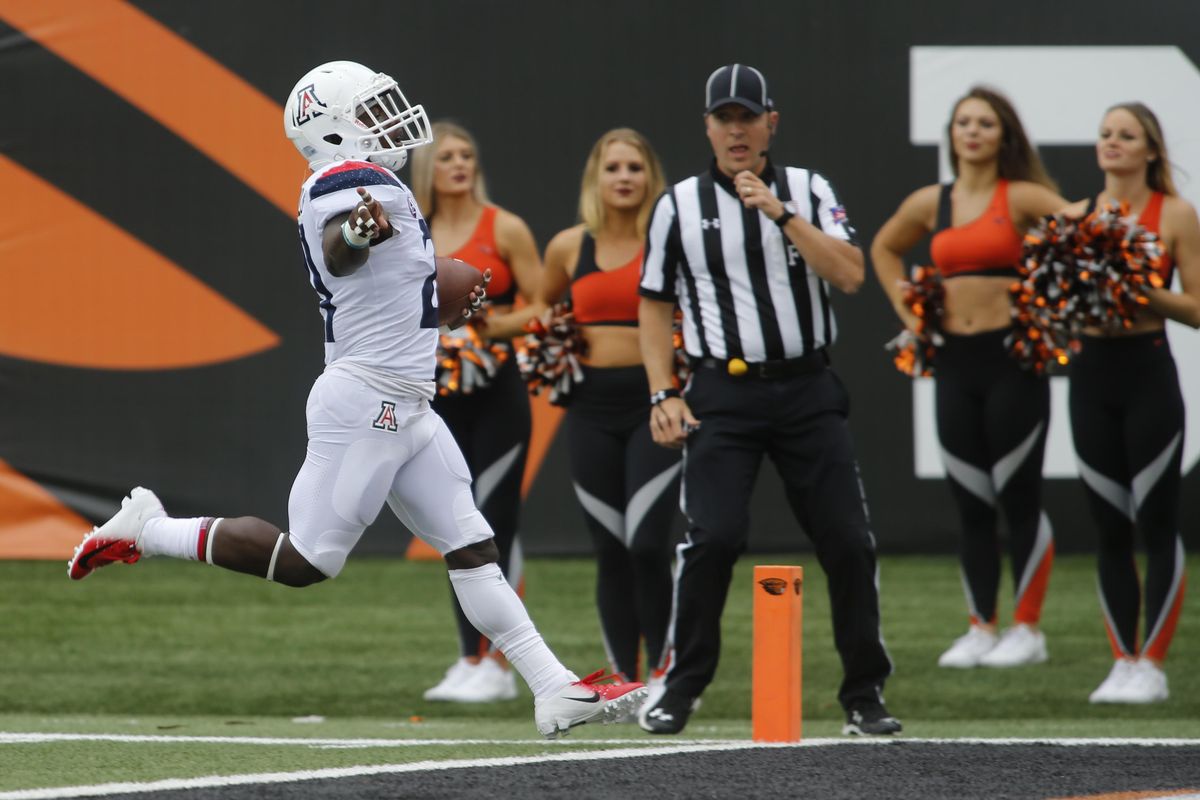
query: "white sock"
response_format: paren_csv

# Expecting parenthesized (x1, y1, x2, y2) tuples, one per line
(140, 517, 220, 562)
(448, 563, 574, 697)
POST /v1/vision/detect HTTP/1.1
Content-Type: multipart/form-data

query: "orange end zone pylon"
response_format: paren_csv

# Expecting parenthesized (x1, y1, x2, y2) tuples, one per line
(752, 565, 803, 742)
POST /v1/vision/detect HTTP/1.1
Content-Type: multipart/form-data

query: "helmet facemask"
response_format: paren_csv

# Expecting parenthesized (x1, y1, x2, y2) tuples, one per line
(351, 77, 431, 171)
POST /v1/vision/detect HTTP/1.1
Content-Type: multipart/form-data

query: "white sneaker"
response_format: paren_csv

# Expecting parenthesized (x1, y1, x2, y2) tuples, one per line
(534, 670, 646, 739)
(452, 657, 519, 703)
(1089, 659, 1137, 703)
(937, 626, 998, 668)
(978, 624, 1048, 668)
(1109, 659, 1169, 704)
(423, 658, 478, 702)
(67, 487, 165, 580)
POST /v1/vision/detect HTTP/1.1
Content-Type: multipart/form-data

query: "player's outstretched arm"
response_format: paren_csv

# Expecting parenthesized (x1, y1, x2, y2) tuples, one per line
(322, 187, 392, 277)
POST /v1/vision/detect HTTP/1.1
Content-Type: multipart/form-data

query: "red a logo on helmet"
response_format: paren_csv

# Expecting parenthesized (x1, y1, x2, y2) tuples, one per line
(294, 84, 326, 126)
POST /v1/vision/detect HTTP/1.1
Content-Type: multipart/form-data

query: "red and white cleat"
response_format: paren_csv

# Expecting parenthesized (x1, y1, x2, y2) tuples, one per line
(534, 670, 647, 739)
(67, 487, 165, 580)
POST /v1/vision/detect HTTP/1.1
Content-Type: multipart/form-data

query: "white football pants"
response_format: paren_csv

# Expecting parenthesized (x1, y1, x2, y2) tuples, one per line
(287, 369, 492, 577)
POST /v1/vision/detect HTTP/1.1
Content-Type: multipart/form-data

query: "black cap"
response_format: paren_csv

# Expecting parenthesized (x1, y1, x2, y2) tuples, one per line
(704, 64, 772, 115)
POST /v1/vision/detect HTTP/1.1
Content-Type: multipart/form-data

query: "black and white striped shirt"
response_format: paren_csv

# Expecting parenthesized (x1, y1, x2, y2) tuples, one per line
(639, 160, 856, 361)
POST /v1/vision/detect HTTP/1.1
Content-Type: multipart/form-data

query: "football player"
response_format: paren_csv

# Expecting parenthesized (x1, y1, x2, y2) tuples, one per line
(67, 60, 645, 739)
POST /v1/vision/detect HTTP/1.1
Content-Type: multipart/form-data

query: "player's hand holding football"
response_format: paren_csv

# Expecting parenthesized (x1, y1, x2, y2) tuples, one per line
(467, 269, 491, 314)
(447, 269, 492, 330)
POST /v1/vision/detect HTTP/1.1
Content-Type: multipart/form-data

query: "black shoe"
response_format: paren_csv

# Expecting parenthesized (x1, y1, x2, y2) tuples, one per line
(842, 701, 902, 736)
(638, 689, 694, 734)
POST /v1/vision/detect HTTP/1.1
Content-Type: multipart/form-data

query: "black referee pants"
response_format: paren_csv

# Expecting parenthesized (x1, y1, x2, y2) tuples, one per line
(668, 363, 893, 710)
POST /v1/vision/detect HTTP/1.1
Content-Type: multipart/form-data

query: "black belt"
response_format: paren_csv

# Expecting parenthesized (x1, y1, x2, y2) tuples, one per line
(692, 348, 829, 379)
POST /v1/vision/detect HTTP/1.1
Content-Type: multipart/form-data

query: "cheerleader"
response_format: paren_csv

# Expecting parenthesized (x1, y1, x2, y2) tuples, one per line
(536, 128, 680, 683)
(1061, 103, 1200, 703)
(871, 87, 1067, 669)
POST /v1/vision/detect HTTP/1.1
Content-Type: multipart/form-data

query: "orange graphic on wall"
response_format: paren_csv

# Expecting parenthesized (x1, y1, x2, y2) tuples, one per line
(0, 155, 279, 369)
(0, 0, 307, 215)
(0, 458, 92, 559)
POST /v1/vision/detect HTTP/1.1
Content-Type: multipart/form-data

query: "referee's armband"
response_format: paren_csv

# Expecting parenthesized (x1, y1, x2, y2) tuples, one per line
(649, 388, 681, 407)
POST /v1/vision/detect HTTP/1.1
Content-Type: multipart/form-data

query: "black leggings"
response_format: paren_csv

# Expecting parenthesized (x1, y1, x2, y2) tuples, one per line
(1069, 332, 1187, 662)
(935, 328, 1054, 627)
(565, 365, 681, 681)
(433, 356, 531, 657)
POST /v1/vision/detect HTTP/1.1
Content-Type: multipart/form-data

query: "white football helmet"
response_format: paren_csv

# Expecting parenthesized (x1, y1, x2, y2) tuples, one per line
(283, 60, 432, 171)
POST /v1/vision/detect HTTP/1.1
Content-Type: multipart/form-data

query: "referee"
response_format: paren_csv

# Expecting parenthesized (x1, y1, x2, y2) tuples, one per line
(637, 64, 899, 736)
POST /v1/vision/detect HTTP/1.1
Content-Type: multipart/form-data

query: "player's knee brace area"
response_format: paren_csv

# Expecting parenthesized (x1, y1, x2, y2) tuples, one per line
(444, 537, 499, 570)
(272, 534, 334, 586)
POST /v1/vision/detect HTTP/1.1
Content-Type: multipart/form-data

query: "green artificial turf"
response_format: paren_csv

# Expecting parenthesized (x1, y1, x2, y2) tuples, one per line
(0, 553, 1197, 791)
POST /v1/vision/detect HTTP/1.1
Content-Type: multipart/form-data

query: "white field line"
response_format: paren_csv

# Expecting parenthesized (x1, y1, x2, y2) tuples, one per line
(1, 734, 1198, 800)
(0, 733, 724, 747)
(3, 732, 1200, 748)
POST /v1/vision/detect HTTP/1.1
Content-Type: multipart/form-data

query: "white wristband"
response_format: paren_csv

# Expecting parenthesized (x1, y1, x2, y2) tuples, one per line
(341, 219, 371, 250)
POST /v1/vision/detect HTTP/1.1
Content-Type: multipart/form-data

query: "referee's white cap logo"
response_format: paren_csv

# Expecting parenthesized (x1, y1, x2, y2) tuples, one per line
(704, 64, 772, 115)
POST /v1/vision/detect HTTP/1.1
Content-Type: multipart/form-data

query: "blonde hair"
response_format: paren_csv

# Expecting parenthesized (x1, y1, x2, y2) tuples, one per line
(946, 86, 1058, 192)
(409, 121, 490, 220)
(1106, 102, 1177, 195)
(578, 128, 665, 238)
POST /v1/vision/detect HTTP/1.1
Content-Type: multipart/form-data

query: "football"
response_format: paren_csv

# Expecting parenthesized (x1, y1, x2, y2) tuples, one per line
(435, 257, 487, 327)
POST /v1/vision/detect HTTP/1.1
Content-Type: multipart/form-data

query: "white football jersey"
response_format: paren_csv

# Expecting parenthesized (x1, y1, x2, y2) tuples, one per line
(297, 160, 439, 378)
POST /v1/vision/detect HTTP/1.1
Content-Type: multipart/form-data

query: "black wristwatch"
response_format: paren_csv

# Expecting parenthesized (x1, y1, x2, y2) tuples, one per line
(774, 210, 795, 228)
(649, 388, 681, 407)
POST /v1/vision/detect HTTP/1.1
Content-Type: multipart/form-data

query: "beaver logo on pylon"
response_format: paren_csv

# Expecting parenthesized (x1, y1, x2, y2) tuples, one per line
(758, 577, 802, 596)
(758, 577, 787, 596)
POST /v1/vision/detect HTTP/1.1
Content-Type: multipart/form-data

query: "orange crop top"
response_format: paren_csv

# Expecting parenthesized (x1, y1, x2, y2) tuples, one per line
(929, 180, 1023, 279)
(570, 232, 641, 326)
(448, 206, 516, 305)
(1084, 192, 1175, 282)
